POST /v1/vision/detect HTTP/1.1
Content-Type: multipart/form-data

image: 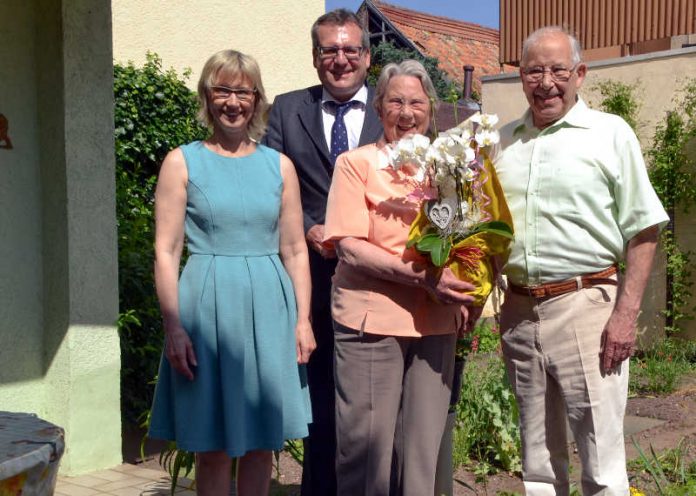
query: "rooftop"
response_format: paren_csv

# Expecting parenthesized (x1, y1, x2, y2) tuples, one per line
(369, 0, 502, 91)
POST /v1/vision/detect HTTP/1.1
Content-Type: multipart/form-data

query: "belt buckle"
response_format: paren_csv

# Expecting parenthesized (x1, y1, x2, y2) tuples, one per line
(528, 285, 547, 298)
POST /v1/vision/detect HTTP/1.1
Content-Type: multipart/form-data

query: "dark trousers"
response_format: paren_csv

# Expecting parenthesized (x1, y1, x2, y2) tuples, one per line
(300, 252, 338, 496)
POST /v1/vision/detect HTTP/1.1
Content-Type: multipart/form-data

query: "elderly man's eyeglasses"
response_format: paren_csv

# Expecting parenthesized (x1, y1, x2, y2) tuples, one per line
(521, 64, 579, 83)
(316, 46, 365, 60)
(210, 86, 256, 102)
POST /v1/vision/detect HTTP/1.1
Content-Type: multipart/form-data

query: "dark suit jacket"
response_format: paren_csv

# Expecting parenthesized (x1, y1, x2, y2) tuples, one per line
(262, 84, 382, 496)
(263, 84, 383, 234)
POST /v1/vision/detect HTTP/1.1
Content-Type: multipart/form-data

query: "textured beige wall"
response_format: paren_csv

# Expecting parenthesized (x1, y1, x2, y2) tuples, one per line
(0, 0, 121, 475)
(482, 47, 696, 341)
(112, 0, 325, 98)
(40, 0, 121, 475)
(0, 0, 45, 413)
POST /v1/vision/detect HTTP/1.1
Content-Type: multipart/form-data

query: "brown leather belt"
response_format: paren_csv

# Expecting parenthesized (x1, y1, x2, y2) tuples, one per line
(509, 265, 618, 299)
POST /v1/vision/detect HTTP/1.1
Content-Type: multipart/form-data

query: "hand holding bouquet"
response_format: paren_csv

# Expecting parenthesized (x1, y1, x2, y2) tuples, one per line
(388, 113, 513, 306)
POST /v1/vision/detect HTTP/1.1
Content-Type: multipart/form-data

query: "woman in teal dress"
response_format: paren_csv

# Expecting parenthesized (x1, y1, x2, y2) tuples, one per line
(148, 49, 315, 495)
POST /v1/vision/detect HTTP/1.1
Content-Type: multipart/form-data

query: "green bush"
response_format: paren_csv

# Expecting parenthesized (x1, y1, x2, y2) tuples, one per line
(594, 77, 696, 336)
(453, 351, 521, 476)
(367, 41, 458, 100)
(629, 338, 696, 396)
(647, 79, 696, 335)
(593, 79, 641, 132)
(115, 53, 208, 423)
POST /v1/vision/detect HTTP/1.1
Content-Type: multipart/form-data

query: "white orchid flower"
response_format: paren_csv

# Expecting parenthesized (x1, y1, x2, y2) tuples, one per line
(411, 134, 431, 155)
(470, 113, 499, 129)
(463, 145, 476, 164)
(474, 129, 500, 147)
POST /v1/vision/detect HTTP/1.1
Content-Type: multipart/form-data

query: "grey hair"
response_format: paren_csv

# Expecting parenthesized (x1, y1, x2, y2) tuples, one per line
(311, 9, 370, 50)
(521, 26, 582, 66)
(373, 59, 439, 116)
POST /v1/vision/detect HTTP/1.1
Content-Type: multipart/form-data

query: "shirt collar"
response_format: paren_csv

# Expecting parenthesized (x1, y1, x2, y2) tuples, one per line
(513, 97, 592, 136)
(321, 85, 368, 109)
(376, 141, 391, 170)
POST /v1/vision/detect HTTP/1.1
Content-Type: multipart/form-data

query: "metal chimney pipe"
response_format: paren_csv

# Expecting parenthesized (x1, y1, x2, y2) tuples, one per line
(462, 65, 475, 100)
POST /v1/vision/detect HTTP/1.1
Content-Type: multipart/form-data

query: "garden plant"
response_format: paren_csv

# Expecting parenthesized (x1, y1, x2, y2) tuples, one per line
(115, 56, 696, 493)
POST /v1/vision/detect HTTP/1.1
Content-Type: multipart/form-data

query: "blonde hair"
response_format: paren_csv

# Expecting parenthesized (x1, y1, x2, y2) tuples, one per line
(197, 50, 269, 140)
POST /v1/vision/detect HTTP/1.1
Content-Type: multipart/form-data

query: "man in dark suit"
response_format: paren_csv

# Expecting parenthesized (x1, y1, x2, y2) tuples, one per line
(264, 8, 383, 496)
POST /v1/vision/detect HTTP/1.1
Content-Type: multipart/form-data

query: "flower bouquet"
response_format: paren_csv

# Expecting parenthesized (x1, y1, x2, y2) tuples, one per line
(389, 113, 514, 306)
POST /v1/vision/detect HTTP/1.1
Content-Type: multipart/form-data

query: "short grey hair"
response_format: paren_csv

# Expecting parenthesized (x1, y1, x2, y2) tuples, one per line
(373, 59, 439, 116)
(521, 26, 582, 66)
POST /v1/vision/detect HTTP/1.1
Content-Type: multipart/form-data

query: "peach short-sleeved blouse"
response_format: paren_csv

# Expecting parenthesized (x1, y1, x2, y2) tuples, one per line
(323, 143, 461, 337)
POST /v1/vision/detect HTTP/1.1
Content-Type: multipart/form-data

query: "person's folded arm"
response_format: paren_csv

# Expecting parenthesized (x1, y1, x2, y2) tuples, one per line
(334, 236, 475, 306)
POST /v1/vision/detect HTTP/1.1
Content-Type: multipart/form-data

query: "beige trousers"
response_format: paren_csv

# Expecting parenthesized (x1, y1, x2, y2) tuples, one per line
(333, 323, 455, 496)
(500, 283, 629, 496)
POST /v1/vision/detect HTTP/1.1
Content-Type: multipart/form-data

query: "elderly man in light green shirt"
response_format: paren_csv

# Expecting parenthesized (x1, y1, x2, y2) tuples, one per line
(495, 26, 668, 495)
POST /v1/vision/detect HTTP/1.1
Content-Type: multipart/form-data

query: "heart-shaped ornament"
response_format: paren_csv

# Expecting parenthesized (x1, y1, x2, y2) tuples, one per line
(425, 197, 458, 231)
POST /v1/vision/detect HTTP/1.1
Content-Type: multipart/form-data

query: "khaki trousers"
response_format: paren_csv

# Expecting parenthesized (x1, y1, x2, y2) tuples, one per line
(500, 283, 629, 496)
(334, 323, 455, 496)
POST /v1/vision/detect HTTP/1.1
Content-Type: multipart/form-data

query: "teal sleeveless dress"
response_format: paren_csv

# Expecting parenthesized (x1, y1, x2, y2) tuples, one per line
(148, 141, 312, 456)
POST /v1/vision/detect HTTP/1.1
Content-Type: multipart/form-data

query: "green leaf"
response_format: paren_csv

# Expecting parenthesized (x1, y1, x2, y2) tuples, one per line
(415, 234, 452, 267)
(469, 221, 514, 239)
(415, 233, 444, 250)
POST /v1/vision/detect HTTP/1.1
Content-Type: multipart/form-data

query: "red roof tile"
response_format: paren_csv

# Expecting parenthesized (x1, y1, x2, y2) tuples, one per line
(370, 0, 503, 92)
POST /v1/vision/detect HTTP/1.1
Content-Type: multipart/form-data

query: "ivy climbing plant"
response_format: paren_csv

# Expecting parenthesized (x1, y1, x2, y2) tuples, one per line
(646, 79, 696, 334)
(594, 78, 696, 336)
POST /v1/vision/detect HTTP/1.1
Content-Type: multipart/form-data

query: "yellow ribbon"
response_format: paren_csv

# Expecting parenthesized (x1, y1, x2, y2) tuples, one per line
(407, 153, 513, 306)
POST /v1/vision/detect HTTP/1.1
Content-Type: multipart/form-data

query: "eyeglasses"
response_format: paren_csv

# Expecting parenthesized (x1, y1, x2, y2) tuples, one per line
(210, 86, 256, 102)
(316, 46, 365, 60)
(521, 64, 580, 83)
(385, 97, 429, 111)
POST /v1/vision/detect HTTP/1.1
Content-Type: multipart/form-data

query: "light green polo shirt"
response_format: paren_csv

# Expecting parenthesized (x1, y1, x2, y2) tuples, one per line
(494, 99, 669, 286)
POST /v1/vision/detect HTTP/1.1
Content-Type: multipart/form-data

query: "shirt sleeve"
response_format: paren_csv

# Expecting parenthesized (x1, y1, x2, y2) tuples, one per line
(614, 122, 670, 242)
(323, 151, 370, 248)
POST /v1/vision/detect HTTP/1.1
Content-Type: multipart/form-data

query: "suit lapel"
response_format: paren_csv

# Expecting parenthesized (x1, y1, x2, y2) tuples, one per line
(359, 86, 384, 146)
(298, 87, 331, 165)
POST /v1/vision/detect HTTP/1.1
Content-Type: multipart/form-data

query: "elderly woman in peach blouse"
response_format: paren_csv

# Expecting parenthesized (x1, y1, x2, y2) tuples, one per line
(323, 59, 477, 496)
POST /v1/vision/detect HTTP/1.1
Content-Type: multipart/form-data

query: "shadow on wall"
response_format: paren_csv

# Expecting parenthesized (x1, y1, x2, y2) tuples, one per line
(0, 113, 13, 149)
(0, 0, 118, 387)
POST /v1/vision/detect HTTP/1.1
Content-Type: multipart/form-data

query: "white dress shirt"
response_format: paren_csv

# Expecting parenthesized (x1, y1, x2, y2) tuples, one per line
(321, 85, 369, 153)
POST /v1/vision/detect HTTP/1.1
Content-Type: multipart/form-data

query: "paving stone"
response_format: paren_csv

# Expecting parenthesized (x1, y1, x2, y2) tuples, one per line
(623, 414, 666, 436)
(104, 486, 155, 496)
(87, 469, 135, 482)
(60, 474, 112, 488)
(90, 476, 150, 492)
(54, 482, 101, 496)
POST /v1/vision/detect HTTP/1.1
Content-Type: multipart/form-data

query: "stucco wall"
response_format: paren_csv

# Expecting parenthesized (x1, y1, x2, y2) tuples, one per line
(0, 0, 121, 475)
(481, 47, 696, 341)
(112, 0, 325, 98)
(0, 0, 46, 416)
